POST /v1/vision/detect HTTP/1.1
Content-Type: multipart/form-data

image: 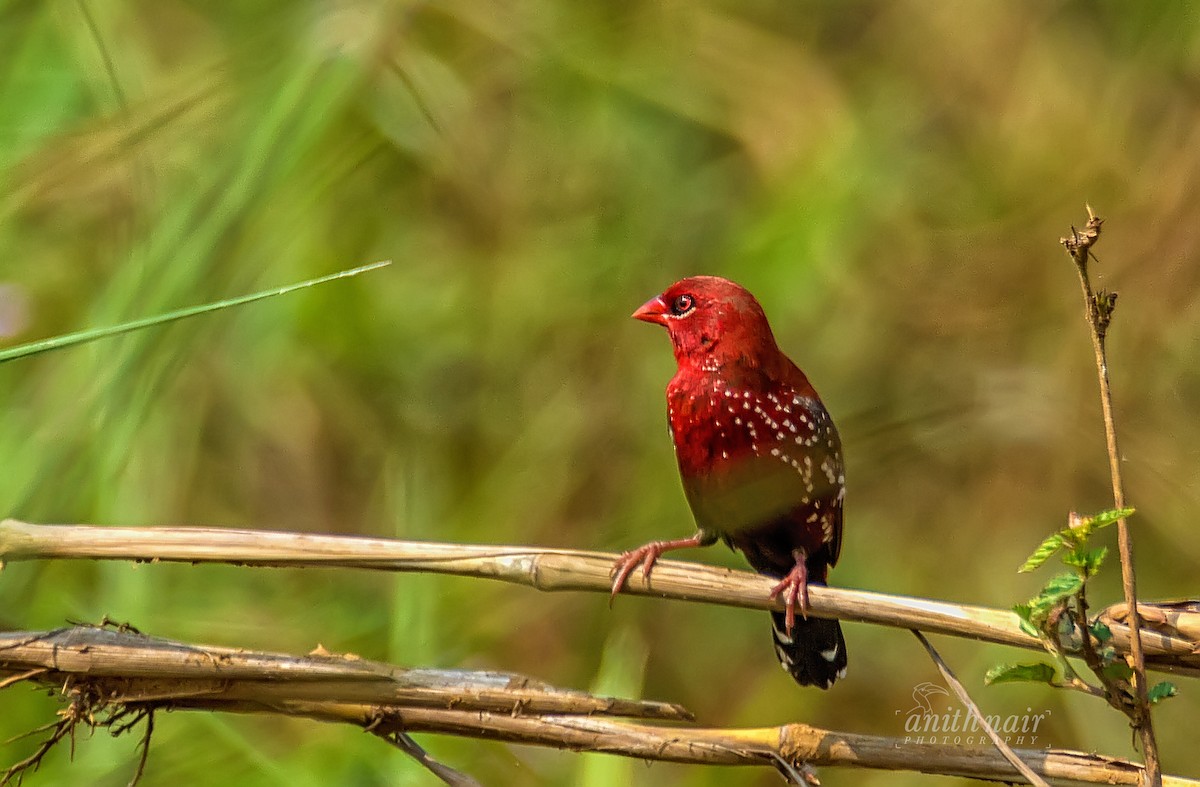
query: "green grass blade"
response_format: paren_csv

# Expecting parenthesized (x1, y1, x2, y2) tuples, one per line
(0, 260, 390, 364)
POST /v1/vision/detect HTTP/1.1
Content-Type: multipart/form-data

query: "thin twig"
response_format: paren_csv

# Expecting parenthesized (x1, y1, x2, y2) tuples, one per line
(768, 753, 818, 786)
(127, 710, 153, 787)
(376, 730, 482, 787)
(1062, 207, 1161, 784)
(1, 713, 75, 786)
(911, 630, 1050, 787)
(1042, 618, 1106, 698)
(2, 521, 1197, 675)
(0, 669, 47, 691)
(1071, 578, 1136, 714)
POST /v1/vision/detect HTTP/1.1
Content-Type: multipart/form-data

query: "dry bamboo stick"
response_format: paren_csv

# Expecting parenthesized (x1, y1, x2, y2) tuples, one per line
(0, 627, 689, 720)
(3, 520, 1196, 675)
(3, 626, 1196, 786)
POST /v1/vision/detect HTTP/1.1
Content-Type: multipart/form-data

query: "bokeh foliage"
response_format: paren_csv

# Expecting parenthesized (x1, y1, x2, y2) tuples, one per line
(2, 1, 1200, 784)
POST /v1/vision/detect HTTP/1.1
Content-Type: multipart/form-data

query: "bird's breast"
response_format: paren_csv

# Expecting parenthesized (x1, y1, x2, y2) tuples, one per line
(666, 377, 844, 536)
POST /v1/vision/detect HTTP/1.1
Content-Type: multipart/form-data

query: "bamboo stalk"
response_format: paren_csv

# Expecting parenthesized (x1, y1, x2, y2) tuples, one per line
(0, 628, 690, 720)
(274, 704, 1200, 786)
(2, 520, 1197, 674)
(3, 626, 1196, 786)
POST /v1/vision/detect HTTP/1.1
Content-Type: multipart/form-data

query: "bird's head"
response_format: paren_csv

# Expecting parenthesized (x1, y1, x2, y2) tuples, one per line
(633, 276, 779, 371)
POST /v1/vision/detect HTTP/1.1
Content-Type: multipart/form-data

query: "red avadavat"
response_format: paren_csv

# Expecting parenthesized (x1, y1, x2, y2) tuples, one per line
(615, 276, 847, 688)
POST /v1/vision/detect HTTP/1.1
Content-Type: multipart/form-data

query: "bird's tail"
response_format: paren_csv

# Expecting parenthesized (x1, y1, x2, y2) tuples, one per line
(771, 609, 847, 689)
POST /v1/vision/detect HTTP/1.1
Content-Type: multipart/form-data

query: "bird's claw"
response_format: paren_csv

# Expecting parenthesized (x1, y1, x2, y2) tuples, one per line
(768, 556, 810, 637)
(609, 544, 664, 605)
(609, 534, 707, 607)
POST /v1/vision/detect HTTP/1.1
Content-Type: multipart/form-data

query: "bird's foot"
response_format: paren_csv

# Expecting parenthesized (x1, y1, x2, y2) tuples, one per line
(609, 534, 706, 604)
(768, 550, 810, 636)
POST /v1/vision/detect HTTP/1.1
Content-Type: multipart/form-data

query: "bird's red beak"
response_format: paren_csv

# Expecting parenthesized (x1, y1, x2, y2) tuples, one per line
(632, 295, 669, 326)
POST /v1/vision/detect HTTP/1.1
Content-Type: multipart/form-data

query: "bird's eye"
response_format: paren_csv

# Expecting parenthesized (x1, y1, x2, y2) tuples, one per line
(670, 294, 695, 315)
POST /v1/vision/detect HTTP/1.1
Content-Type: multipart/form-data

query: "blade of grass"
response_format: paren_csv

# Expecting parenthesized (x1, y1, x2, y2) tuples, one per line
(0, 261, 390, 364)
(576, 624, 648, 787)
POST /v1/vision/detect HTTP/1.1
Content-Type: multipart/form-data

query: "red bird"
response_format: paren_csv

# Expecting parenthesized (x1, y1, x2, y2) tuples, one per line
(614, 276, 847, 688)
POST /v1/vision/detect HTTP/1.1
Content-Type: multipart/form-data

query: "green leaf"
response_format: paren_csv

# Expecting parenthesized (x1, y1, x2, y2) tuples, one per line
(1085, 507, 1133, 530)
(1062, 545, 1108, 577)
(1027, 572, 1083, 623)
(1148, 681, 1178, 704)
(985, 662, 1057, 686)
(1039, 572, 1084, 601)
(1019, 508, 1131, 576)
(1069, 507, 1133, 541)
(1089, 620, 1113, 644)
(1101, 661, 1134, 682)
(0, 261, 391, 364)
(1016, 619, 1039, 637)
(1019, 533, 1064, 573)
(1012, 603, 1041, 636)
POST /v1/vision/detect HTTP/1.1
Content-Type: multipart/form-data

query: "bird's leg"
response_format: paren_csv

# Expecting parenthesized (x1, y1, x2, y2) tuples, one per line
(609, 532, 710, 602)
(768, 548, 810, 637)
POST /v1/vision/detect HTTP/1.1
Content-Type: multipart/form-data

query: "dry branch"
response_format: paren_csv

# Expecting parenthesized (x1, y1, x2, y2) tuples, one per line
(2, 520, 1198, 676)
(306, 706, 1194, 786)
(1062, 207, 1160, 783)
(911, 630, 1049, 787)
(0, 627, 689, 721)
(1103, 601, 1200, 642)
(2, 626, 1197, 786)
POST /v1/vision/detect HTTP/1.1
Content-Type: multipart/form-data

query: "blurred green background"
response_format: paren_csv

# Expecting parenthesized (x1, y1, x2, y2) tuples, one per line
(2, 1, 1200, 785)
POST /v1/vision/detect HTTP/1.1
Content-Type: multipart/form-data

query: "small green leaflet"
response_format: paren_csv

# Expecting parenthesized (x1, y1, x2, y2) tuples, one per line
(1017, 507, 1132, 573)
(1074, 507, 1133, 538)
(1019, 533, 1065, 573)
(1089, 620, 1113, 643)
(1027, 572, 1083, 622)
(1012, 603, 1040, 636)
(1062, 545, 1108, 577)
(1148, 681, 1178, 704)
(985, 662, 1057, 686)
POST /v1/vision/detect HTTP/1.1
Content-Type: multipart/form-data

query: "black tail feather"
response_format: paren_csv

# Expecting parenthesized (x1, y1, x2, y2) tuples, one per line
(771, 611, 847, 689)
